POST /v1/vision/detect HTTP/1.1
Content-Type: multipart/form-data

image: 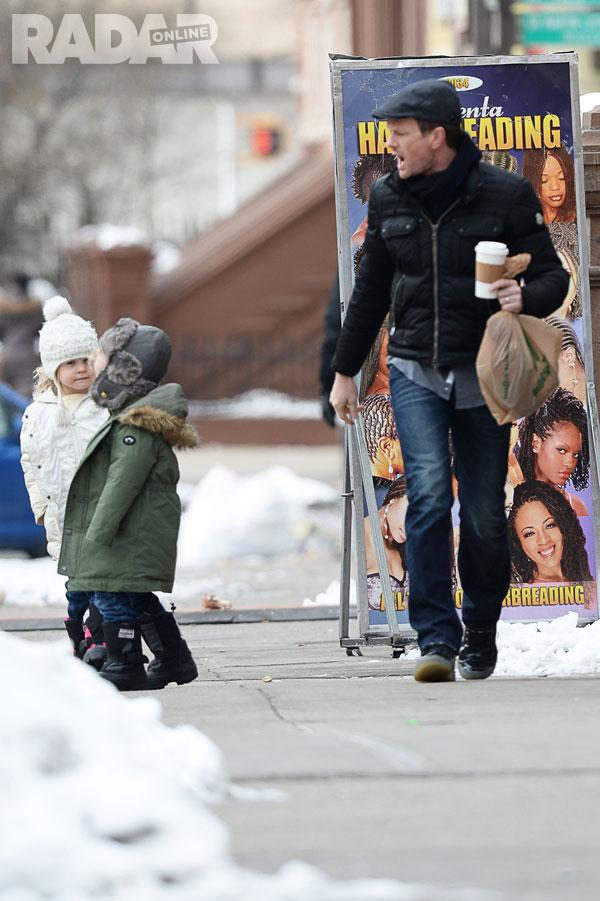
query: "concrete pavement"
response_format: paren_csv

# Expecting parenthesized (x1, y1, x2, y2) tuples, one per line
(13, 616, 600, 901)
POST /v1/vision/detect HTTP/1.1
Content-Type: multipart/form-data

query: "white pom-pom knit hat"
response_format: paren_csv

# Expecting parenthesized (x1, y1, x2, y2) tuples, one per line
(38, 296, 99, 422)
(39, 296, 98, 381)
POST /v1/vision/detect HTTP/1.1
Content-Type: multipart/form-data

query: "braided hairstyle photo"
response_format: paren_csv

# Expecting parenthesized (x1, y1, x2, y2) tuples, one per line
(515, 387, 589, 491)
(362, 392, 398, 464)
(352, 153, 397, 273)
(351, 153, 396, 203)
(546, 316, 584, 368)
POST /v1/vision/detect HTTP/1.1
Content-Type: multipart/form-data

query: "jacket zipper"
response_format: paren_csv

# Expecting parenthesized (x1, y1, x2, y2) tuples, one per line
(389, 274, 406, 336)
(419, 197, 461, 369)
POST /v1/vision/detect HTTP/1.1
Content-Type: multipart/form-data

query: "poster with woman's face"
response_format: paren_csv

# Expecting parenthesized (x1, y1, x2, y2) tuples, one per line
(333, 56, 598, 627)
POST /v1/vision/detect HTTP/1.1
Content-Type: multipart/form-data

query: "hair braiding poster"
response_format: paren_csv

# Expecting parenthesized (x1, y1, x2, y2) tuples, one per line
(330, 54, 598, 629)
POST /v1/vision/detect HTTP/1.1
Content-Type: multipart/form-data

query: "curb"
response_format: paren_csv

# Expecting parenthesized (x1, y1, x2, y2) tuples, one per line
(0, 605, 355, 632)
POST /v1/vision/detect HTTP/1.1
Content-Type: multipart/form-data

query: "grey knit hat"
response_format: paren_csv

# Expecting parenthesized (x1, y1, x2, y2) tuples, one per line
(92, 317, 172, 411)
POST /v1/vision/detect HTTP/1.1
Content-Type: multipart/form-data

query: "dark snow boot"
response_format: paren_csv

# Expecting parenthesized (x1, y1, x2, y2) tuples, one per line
(82, 603, 107, 671)
(64, 618, 86, 659)
(458, 626, 498, 680)
(99, 622, 148, 691)
(142, 612, 198, 690)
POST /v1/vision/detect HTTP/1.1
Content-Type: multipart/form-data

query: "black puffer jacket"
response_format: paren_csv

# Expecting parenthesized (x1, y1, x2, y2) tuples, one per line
(332, 162, 569, 376)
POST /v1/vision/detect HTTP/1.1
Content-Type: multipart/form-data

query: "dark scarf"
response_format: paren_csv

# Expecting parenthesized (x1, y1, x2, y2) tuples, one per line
(402, 133, 482, 221)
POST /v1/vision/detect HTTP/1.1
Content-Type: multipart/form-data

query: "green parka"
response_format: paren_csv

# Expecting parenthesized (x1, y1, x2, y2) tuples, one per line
(57, 384, 197, 592)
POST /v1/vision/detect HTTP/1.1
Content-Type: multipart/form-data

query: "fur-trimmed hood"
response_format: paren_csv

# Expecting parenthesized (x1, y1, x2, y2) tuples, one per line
(116, 383, 197, 449)
(118, 405, 197, 449)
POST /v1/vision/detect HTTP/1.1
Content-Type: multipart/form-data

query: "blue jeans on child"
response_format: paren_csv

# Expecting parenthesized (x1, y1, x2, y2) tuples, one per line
(66, 590, 94, 621)
(389, 367, 511, 652)
(92, 591, 167, 623)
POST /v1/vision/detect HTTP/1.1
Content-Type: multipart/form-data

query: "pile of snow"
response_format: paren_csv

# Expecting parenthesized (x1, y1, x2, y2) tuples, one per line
(404, 614, 600, 678)
(0, 629, 227, 897)
(0, 556, 67, 607)
(0, 467, 336, 607)
(151, 240, 181, 274)
(0, 554, 217, 610)
(177, 480, 196, 511)
(75, 223, 145, 250)
(303, 579, 356, 607)
(495, 613, 600, 678)
(178, 465, 336, 567)
(300, 583, 597, 681)
(0, 630, 492, 901)
(189, 390, 320, 420)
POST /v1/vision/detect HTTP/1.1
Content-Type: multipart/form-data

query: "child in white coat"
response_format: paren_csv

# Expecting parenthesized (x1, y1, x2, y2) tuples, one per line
(20, 296, 108, 665)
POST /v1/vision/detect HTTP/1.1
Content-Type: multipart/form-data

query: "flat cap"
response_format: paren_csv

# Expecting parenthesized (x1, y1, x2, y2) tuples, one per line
(372, 79, 462, 124)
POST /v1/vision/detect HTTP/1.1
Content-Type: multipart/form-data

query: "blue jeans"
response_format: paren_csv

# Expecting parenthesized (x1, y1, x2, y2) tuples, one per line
(91, 592, 166, 624)
(389, 368, 511, 651)
(66, 590, 95, 621)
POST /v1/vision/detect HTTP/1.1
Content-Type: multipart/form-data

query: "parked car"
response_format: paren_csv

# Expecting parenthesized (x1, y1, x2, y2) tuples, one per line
(0, 382, 47, 557)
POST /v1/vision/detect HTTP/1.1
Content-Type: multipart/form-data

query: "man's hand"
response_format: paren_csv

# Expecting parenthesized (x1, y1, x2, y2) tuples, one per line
(489, 277, 523, 313)
(329, 373, 361, 424)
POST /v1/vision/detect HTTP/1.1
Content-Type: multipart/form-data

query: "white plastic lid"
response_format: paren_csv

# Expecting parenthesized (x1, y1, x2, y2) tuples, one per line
(475, 241, 508, 254)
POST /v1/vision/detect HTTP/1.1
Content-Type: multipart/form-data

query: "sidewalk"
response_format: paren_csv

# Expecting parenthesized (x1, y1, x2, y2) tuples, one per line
(13, 616, 600, 901)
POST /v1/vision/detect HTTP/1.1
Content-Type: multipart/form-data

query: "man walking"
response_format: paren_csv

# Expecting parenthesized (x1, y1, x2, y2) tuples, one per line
(330, 80, 568, 682)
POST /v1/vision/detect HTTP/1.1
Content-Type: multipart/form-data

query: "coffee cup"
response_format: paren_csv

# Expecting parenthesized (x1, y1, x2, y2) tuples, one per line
(475, 241, 509, 299)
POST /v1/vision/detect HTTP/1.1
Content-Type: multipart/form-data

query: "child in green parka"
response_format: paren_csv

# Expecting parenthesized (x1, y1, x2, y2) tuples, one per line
(58, 317, 198, 692)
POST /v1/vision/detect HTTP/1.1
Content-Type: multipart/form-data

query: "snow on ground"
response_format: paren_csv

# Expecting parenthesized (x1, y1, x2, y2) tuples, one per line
(0, 555, 68, 607)
(0, 630, 492, 901)
(0, 466, 338, 609)
(177, 465, 337, 568)
(189, 389, 321, 420)
(0, 629, 227, 899)
(494, 612, 600, 678)
(403, 614, 600, 679)
(303, 579, 356, 607)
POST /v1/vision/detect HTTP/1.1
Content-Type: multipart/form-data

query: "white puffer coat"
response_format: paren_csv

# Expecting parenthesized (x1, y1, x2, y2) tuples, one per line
(20, 390, 108, 559)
